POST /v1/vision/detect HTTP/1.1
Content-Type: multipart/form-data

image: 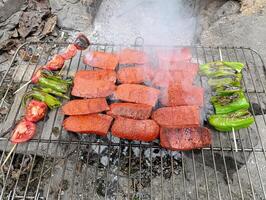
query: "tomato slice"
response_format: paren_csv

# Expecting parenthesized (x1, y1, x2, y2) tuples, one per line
(43, 55, 65, 71)
(11, 119, 36, 144)
(60, 44, 77, 60)
(25, 100, 47, 122)
(74, 33, 90, 50)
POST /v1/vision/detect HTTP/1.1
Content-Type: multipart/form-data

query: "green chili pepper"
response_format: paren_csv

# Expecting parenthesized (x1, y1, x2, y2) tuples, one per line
(43, 73, 73, 85)
(208, 73, 242, 88)
(215, 84, 242, 95)
(38, 77, 68, 93)
(200, 61, 244, 77)
(208, 109, 254, 132)
(32, 87, 69, 99)
(211, 91, 249, 114)
(23, 90, 61, 109)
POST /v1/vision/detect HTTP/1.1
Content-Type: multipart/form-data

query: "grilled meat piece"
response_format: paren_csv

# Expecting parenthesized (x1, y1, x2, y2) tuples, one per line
(62, 98, 110, 115)
(63, 114, 113, 136)
(75, 70, 116, 83)
(117, 66, 154, 84)
(107, 103, 152, 120)
(160, 84, 204, 107)
(111, 117, 159, 142)
(71, 79, 116, 98)
(157, 48, 192, 65)
(83, 51, 118, 70)
(114, 84, 160, 106)
(152, 67, 198, 88)
(152, 106, 200, 128)
(160, 127, 212, 150)
(118, 49, 149, 65)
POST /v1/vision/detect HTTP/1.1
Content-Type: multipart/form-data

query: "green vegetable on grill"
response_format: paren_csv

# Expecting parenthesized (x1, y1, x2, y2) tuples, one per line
(23, 90, 62, 109)
(208, 73, 242, 88)
(208, 109, 254, 132)
(200, 61, 244, 77)
(215, 84, 242, 95)
(211, 91, 249, 114)
(32, 87, 69, 99)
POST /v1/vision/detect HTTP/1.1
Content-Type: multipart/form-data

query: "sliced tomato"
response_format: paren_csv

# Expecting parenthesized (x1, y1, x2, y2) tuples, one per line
(31, 67, 44, 83)
(25, 100, 47, 122)
(74, 33, 90, 50)
(60, 44, 77, 60)
(43, 55, 65, 71)
(11, 119, 36, 144)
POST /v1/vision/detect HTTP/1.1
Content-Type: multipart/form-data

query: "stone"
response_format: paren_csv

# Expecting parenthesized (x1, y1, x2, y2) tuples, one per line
(213, 1, 240, 22)
(49, 0, 103, 31)
(0, 0, 25, 23)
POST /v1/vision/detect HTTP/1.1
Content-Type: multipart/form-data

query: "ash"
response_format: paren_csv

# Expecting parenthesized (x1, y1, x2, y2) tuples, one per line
(78, 134, 182, 198)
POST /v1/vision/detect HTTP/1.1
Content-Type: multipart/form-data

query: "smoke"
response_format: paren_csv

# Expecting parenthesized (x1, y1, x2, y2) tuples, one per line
(90, 0, 197, 45)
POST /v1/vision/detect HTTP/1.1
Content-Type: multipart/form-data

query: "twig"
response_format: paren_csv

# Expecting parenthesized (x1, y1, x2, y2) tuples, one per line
(13, 80, 31, 95)
(1, 144, 17, 169)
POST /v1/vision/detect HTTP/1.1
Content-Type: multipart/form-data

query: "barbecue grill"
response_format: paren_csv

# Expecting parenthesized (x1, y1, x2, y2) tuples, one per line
(0, 39, 266, 199)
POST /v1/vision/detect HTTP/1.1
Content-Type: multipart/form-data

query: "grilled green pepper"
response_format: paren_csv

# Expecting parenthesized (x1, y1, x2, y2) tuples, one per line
(38, 77, 69, 93)
(208, 73, 242, 88)
(32, 87, 69, 99)
(215, 84, 242, 95)
(23, 90, 61, 109)
(211, 91, 249, 114)
(42, 73, 72, 85)
(200, 61, 244, 77)
(209, 109, 254, 132)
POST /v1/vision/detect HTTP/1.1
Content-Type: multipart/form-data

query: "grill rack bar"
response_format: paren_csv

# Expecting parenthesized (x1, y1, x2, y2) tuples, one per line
(0, 42, 266, 199)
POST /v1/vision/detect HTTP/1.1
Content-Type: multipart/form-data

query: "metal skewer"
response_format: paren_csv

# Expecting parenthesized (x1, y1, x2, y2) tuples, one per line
(218, 47, 238, 152)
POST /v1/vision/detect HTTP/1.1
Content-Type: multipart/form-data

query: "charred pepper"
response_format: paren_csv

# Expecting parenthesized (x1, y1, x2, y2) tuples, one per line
(211, 91, 249, 114)
(200, 61, 244, 77)
(23, 90, 61, 109)
(32, 87, 69, 99)
(209, 109, 254, 132)
(208, 73, 242, 88)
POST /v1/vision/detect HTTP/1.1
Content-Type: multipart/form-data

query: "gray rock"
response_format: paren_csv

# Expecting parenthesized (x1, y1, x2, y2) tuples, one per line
(0, 0, 25, 23)
(49, 0, 66, 12)
(49, 0, 103, 31)
(213, 1, 241, 22)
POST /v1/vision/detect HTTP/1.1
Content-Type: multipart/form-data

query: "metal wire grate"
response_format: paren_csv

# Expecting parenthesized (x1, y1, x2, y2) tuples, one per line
(0, 41, 266, 199)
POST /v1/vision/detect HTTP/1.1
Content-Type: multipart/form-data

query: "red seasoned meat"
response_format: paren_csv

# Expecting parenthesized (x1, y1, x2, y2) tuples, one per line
(114, 84, 160, 106)
(160, 127, 212, 151)
(62, 98, 110, 115)
(152, 69, 197, 88)
(63, 114, 113, 136)
(75, 70, 116, 83)
(71, 79, 116, 98)
(111, 117, 159, 142)
(157, 48, 192, 65)
(160, 84, 204, 107)
(107, 103, 152, 120)
(117, 66, 154, 84)
(152, 106, 200, 128)
(83, 51, 118, 70)
(118, 49, 149, 64)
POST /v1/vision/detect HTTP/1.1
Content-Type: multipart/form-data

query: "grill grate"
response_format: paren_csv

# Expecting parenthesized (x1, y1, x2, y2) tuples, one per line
(0, 41, 266, 199)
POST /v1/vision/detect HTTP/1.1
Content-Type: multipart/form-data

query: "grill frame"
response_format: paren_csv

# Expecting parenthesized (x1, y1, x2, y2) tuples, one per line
(0, 41, 266, 199)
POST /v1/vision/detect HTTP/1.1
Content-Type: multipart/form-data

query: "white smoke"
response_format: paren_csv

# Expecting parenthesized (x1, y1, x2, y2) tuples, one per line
(88, 0, 197, 45)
